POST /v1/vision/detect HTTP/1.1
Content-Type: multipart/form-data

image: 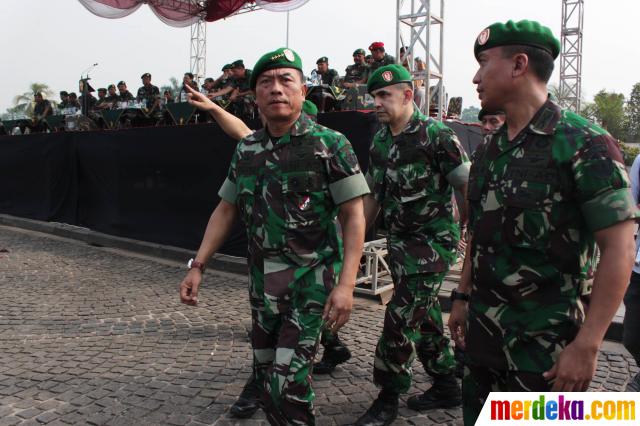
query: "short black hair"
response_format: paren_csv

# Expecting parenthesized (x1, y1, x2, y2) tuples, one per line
(501, 44, 554, 83)
(204, 77, 214, 83)
(184, 72, 194, 79)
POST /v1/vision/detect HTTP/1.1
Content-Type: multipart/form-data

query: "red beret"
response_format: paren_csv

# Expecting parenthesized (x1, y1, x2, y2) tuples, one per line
(369, 41, 385, 51)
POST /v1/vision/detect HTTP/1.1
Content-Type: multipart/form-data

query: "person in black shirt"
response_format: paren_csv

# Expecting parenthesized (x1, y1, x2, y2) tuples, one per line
(30, 92, 52, 132)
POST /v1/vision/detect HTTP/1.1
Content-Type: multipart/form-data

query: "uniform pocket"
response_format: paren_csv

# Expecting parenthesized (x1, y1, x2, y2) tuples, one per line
(502, 180, 554, 249)
(282, 171, 330, 267)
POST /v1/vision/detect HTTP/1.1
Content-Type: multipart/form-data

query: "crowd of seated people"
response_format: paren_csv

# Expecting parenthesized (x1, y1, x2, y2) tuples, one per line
(6, 42, 429, 134)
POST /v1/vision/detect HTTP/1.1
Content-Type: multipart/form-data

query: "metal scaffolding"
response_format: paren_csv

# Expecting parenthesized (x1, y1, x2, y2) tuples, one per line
(190, 16, 207, 83)
(189, 2, 262, 84)
(558, 0, 584, 113)
(396, 0, 445, 118)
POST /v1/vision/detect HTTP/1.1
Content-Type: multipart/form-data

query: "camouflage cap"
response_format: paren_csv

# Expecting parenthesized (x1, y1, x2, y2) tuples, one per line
(250, 47, 303, 89)
(222, 64, 232, 71)
(117, 81, 126, 86)
(353, 48, 366, 56)
(474, 19, 560, 59)
(140, 72, 151, 79)
(478, 108, 505, 120)
(302, 99, 318, 116)
(231, 59, 244, 68)
(97, 88, 107, 93)
(367, 64, 413, 94)
(316, 56, 328, 64)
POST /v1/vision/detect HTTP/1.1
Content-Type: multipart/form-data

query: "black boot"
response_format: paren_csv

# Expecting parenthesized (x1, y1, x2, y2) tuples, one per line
(229, 374, 262, 418)
(354, 390, 399, 426)
(313, 339, 352, 374)
(407, 373, 461, 411)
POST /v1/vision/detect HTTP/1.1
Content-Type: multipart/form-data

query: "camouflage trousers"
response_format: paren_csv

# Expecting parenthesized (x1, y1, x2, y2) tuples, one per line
(373, 271, 455, 394)
(250, 265, 332, 426)
(462, 364, 551, 426)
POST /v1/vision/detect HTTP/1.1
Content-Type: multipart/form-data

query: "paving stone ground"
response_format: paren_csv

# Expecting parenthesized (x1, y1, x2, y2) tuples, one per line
(0, 225, 637, 426)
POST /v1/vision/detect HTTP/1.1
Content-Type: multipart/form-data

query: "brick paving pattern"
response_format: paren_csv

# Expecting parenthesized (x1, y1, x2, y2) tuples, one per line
(0, 225, 637, 425)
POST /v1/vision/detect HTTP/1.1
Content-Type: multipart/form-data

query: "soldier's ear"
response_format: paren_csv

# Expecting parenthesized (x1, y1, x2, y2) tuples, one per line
(512, 53, 529, 78)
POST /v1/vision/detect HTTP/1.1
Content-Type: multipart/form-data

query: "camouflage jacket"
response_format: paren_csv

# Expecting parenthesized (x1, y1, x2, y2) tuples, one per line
(116, 91, 134, 102)
(218, 112, 369, 311)
(319, 69, 339, 86)
(366, 108, 470, 273)
(466, 99, 640, 372)
(233, 69, 253, 93)
(369, 54, 396, 72)
(344, 63, 369, 84)
(136, 84, 160, 108)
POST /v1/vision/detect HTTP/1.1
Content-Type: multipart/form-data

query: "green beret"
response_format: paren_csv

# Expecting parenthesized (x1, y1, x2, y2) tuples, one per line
(316, 56, 328, 64)
(478, 108, 505, 120)
(222, 64, 232, 71)
(474, 19, 560, 59)
(353, 48, 366, 56)
(302, 100, 318, 116)
(231, 59, 244, 68)
(367, 64, 413, 94)
(250, 47, 303, 89)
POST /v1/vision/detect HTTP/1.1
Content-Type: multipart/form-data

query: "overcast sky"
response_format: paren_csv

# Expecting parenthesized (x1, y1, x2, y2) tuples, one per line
(1, 0, 638, 113)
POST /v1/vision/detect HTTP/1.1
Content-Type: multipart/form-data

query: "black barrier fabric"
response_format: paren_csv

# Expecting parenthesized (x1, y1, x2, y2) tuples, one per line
(0, 132, 77, 223)
(0, 112, 480, 258)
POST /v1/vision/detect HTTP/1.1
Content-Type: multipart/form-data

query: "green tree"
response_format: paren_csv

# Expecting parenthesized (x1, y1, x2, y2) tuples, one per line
(592, 90, 626, 139)
(625, 82, 640, 143)
(461, 106, 480, 122)
(160, 77, 181, 99)
(12, 82, 56, 118)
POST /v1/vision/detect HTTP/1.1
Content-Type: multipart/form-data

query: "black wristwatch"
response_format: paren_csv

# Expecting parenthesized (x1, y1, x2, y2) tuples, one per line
(451, 289, 471, 302)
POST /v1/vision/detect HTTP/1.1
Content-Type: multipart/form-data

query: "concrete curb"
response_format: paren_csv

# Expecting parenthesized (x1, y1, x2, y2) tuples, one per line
(0, 213, 624, 342)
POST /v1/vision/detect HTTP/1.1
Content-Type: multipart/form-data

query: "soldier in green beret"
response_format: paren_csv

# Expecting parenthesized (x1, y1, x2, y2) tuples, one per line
(314, 56, 339, 86)
(355, 64, 470, 426)
(448, 19, 640, 425)
(208, 64, 236, 100)
(226, 60, 256, 118)
(343, 48, 370, 88)
(179, 47, 369, 425)
(477, 108, 505, 136)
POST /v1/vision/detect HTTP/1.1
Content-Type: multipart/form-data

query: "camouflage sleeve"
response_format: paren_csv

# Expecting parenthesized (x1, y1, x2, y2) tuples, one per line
(572, 133, 640, 231)
(327, 134, 370, 204)
(433, 126, 471, 188)
(218, 144, 240, 204)
(365, 134, 385, 203)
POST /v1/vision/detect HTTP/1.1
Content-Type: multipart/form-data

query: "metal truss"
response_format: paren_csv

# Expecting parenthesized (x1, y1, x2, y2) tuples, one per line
(559, 0, 584, 113)
(189, 2, 262, 83)
(396, 0, 445, 118)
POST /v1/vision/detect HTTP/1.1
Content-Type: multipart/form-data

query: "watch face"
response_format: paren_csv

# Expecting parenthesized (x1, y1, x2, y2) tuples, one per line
(187, 258, 193, 268)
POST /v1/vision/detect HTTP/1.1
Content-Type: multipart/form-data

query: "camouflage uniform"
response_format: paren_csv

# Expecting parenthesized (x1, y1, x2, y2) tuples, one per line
(464, 99, 640, 425)
(136, 84, 160, 108)
(218, 112, 369, 425)
(366, 108, 470, 394)
(231, 69, 255, 117)
(116, 90, 134, 103)
(369, 54, 396, 72)
(344, 63, 370, 84)
(319, 69, 339, 86)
